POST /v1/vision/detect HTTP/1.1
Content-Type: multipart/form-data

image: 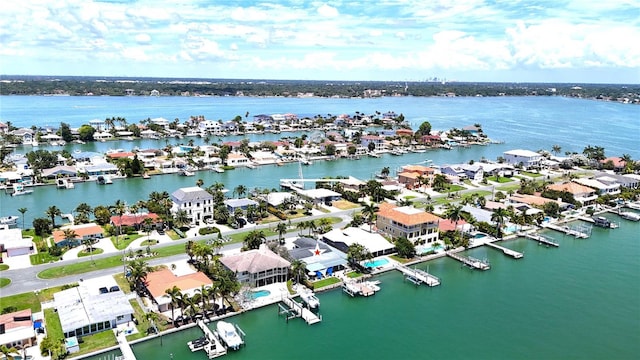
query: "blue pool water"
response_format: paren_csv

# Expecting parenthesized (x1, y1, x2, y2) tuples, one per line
(417, 244, 444, 254)
(473, 233, 488, 239)
(364, 258, 390, 268)
(251, 290, 271, 299)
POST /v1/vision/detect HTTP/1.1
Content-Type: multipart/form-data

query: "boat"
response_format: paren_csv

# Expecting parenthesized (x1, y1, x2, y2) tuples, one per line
(216, 321, 244, 350)
(389, 150, 402, 156)
(368, 152, 380, 158)
(246, 163, 257, 169)
(142, 173, 150, 179)
(187, 336, 210, 352)
(11, 183, 33, 196)
(56, 178, 75, 189)
(300, 290, 320, 309)
(181, 170, 195, 176)
(0, 216, 19, 227)
(212, 166, 225, 173)
(300, 158, 312, 166)
(592, 216, 612, 228)
(96, 175, 112, 185)
(618, 211, 640, 221)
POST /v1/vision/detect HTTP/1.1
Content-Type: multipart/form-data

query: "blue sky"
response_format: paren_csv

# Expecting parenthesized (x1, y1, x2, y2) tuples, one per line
(1, 0, 639, 83)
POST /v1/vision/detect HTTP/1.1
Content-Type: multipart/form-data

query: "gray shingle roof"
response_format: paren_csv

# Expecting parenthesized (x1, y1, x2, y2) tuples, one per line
(220, 247, 291, 274)
(171, 187, 213, 202)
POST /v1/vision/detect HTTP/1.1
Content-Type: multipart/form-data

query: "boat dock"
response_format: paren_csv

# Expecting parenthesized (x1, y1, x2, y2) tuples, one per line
(115, 332, 136, 360)
(342, 280, 380, 297)
(279, 296, 322, 325)
(625, 202, 640, 211)
(395, 264, 441, 286)
(541, 223, 590, 239)
(484, 242, 524, 259)
(195, 320, 227, 358)
(524, 233, 559, 247)
(446, 251, 490, 270)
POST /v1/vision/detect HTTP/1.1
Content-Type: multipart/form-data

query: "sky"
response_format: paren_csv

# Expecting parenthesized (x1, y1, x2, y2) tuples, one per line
(1, 0, 639, 83)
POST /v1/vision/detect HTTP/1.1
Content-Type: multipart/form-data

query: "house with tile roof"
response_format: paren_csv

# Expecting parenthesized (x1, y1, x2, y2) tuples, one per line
(220, 245, 291, 287)
(376, 202, 441, 244)
(0, 309, 37, 349)
(546, 182, 599, 205)
(52, 223, 104, 247)
(145, 267, 213, 313)
(110, 212, 159, 229)
(171, 187, 214, 225)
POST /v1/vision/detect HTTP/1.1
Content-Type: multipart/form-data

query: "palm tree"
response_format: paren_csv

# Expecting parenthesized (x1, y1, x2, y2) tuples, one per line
(275, 222, 287, 244)
(195, 285, 212, 314)
(217, 269, 241, 312)
(445, 204, 464, 234)
(144, 311, 160, 334)
(234, 184, 247, 198)
(432, 174, 449, 192)
(361, 202, 379, 232)
(111, 200, 127, 246)
(174, 209, 190, 228)
(243, 230, 266, 250)
(17, 207, 27, 229)
(491, 208, 510, 239)
(381, 166, 390, 178)
(551, 144, 562, 156)
(164, 285, 183, 322)
(127, 258, 153, 294)
(290, 259, 307, 284)
(45, 205, 61, 229)
(196, 178, 204, 187)
(0, 344, 18, 360)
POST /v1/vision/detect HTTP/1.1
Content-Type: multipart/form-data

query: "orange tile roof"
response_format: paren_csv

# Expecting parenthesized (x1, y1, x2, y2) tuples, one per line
(110, 213, 159, 227)
(510, 194, 556, 206)
(397, 171, 420, 179)
(438, 219, 467, 232)
(377, 202, 441, 226)
(401, 165, 435, 173)
(52, 224, 104, 243)
(547, 182, 596, 195)
(0, 309, 32, 331)
(107, 152, 135, 159)
(145, 268, 212, 299)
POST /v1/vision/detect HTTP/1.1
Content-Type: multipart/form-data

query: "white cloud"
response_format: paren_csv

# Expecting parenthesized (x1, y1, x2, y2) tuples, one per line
(135, 33, 152, 44)
(317, 4, 339, 17)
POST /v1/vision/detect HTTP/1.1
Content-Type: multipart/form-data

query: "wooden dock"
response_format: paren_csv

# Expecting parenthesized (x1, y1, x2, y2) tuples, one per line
(280, 296, 322, 325)
(395, 264, 441, 286)
(446, 251, 490, 270)
(524, 233, 559, 247)
(342, 280, 380, 297)
(541, 223, 590, 239)
(484, 242, 524, 259)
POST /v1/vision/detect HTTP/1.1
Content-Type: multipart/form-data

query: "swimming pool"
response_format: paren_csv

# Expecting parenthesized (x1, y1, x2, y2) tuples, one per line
(505, 225, 518, 233)
(473, 233, 488, 239)
(251, 290, 271, 299)
(364, 258, 390, 268)
(417, 243, 444, 254)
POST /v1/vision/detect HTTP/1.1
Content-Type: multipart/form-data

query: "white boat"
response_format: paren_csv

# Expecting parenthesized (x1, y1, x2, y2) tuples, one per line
(300, 290, 320, 309)
(181, 170, 195, 176)
(300, 158, 312, 166)
(0, 216, 19, 227)
(56, 178, 75, 189)
(619, 211, 640, 221)
(216, 321, 244, 350)
(187, 336, 210, 352)
(96, 175, 112, 185)
(11, 183, 33, 196)
(212, 166, 225, 173)
(246, 163, 257, 169)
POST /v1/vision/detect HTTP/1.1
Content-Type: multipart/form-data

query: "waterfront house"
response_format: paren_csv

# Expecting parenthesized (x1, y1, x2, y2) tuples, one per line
(150, 117, 170, 129)
(227, 153, 251, 167)
(52, 223, 104, 247)
(288, 237, 347, 278)
(93, 131, 113, 141)
(54, 277, 133, 338)
(440, 164, 484, 181)
(322, 227, 395, 257)
(0, 228, 34, 257)
(298, 188, 342, 206)
(110, 212, 159, 230)
(574, 178, 621, 196)
(145, 267, 213, 313)
(599, 157, 627, 172)
(266, 192, 295, 207)
(376, 202, 441, 244)
(547, 182, 599, 205)
(219, 245, 291, 287)
(224, 198, 259, 214)
(509, 194, 571, 210)
(0, 122, 8, 134)
(41, 165, 78, 179)
(360, 135, 385, 152)
(79, 162, 119, 177)
(171, 187, 214, 225)
(10, 128, 34, 145)
(503, 149, 543, 168)
(0, 309, 37, 349)
(397, 165, 437, 188)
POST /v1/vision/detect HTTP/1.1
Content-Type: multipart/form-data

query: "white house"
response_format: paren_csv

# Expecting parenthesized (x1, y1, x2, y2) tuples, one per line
(171, 187, 214, 225)
(503, 149, 543, 167)
(220, 245, 291, 287)
(0, 228, 34, 257)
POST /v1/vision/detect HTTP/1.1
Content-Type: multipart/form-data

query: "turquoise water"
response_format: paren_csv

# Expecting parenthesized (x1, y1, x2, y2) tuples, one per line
(364, 258, 390, 268)
(417, 243, 444, 254)
(473, 233, 488, 239)
(250, 290, 270, 299)
(86, 219, 640, 360)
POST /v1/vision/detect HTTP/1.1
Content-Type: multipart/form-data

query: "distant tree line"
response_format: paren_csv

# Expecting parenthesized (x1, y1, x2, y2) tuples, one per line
(1, 76, 638, 102)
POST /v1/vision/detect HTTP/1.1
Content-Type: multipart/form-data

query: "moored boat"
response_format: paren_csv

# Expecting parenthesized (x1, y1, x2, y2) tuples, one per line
(619, 211, 640, 221)
(216, 321, 244, 350)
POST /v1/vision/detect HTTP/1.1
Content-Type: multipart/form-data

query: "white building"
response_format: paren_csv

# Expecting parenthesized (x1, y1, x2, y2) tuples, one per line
(322, 227, 395, 257)
(0, 228, 34, 257)
(171, 187, 214, 225)
(220, 245, 291, 287)
(503, 149, 543, 167)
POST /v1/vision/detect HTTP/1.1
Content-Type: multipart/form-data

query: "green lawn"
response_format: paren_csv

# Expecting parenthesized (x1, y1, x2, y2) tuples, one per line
(0, 278, 10, 287)
(486, 176, 513, 183)
(346, 272, 364, 279)
(113, 273, 132, 294)
(520, 171, 543, 177)
(78, 248, 104, 258)
(440, 184, 466, 193)
(111, 234, 143, 250)
(30, 251, 62, 265)
(0, 264, 9, 271)
(1, 291, 41, 312)
(389, 255, 413, 264)
(44, 308, 63, 340)
(38, 255, 125, 279)
(496, 184, 520, 192)
(74, 328, 118, 357)
(166, 230, 182, 240)
(312, 277, 341, 290)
